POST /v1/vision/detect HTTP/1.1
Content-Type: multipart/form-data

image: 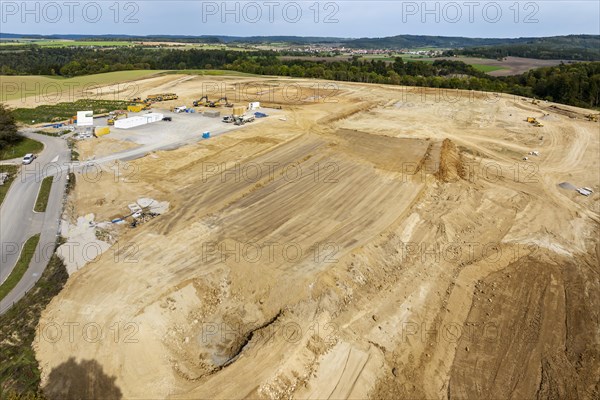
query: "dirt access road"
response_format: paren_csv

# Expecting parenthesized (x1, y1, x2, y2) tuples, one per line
(34, 74, 599, 399)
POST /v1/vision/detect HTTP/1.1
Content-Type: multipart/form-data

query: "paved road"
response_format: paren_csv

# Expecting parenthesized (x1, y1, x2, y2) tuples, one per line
(0, 131, 70, 313)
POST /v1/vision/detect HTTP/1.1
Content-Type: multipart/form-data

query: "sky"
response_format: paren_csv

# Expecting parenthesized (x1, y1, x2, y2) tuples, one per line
(1, 1, 599, 38)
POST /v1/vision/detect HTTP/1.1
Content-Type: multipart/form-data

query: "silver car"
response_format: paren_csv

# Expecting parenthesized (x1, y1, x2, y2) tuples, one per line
(22, 153, 36, 165)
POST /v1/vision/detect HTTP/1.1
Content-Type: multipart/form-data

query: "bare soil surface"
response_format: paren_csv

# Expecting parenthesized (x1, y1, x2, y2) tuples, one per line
(34, 75, 600, 399)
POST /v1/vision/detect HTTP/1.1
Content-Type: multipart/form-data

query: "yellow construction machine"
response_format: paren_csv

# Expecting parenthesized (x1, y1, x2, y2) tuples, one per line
(127, 102, 150, 112)
(145, 93, 178, 102)
(526, 117, 544, 127)
(585, 114, 599, 122)
(107, 111, 128, 125)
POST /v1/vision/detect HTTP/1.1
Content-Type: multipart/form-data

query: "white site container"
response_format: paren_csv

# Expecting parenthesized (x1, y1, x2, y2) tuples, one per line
(114, 113, 164, 129)
(144, 113, 164, 122)
(77, 111, 94, 126)
(248, 102, 260, 110)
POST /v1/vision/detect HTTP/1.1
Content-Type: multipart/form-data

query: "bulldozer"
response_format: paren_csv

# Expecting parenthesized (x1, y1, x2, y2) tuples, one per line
(526, 117, 544, 127)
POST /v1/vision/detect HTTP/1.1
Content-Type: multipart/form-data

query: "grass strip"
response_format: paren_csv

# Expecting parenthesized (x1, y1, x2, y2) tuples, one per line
(34, 176, 53, 213)
(0, 234, 41, 301)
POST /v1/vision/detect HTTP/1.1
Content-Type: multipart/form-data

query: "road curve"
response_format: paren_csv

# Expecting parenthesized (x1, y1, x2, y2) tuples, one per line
(0, 131, 70, 314)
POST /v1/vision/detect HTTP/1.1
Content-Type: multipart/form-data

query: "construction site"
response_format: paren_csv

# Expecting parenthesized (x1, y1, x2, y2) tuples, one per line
(17, 72, 598, 399)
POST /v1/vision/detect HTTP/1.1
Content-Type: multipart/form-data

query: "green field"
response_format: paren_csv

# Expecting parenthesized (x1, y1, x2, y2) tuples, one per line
(470, 64, 506, 72)
(0, 234, 41, 301)
(13, 99, 128, 124)
(167, 69, 260, 77)
(0, 70, 166, 102)
(0, 40, 135, 47)
(0, 137, 44, 160)
(0, 40, 254, 51)
(187, 44, 252, 51)
(358, 54, 507, 73)
(34, 176, 53, 213)
(0, 164, 18, 206)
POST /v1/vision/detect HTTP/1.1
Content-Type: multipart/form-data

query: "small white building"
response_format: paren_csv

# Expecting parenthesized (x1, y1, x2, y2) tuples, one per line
(114, 113, 164, 129)
(77, 111, 94, 126)
(248, 102, 260, 110)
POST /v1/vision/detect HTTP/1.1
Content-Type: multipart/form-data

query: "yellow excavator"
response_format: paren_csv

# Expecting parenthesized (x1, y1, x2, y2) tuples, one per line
(108, 111, 128, 125)
(193, 96, 209, 107)
(207, 97, 234, 108)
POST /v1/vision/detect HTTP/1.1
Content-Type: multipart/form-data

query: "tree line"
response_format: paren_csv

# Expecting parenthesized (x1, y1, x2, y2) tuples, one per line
(1, 47, 599, 108)
(0, 104, 20, 149)
(442, 35, 600, 61)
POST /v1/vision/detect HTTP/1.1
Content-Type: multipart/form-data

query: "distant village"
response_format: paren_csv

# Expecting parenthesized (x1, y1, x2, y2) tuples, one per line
(278, 45, 445, 57)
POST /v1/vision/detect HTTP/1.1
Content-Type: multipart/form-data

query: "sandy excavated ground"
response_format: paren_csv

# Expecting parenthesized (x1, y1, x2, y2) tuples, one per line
(34, 75, 599, 399)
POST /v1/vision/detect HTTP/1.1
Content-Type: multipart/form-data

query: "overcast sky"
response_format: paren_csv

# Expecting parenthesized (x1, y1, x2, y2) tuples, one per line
(1, 1, 599, 38)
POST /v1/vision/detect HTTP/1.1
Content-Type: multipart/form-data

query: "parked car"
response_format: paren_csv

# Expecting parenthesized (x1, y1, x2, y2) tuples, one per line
(162, 117, 172, 122)
(22, 153, 36, 165)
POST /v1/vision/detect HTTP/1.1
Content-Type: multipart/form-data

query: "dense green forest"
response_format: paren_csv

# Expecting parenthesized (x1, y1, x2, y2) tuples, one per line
(1, 47, 599, 108)
(443, 35, 600, 61)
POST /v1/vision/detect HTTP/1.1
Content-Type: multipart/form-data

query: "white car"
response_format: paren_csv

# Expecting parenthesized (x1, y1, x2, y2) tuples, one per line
(22, 153, 36, 165)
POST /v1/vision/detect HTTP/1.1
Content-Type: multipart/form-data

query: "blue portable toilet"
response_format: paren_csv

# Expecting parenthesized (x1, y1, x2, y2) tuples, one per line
(202, 132, 210, 139)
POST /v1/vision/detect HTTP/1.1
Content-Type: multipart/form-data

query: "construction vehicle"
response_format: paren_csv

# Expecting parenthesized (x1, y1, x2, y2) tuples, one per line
(127, 102, 150, 112)
(223, 115, 235, 123)
(531, 98, 540, 105)
(233, 114, 256, 125)
(218, 97, 234, 107)
(585, 114, 599, 122)
(206, 97, 233, 108)
(193, 96, 209, 107)
(145, 93, 178, 102)
(107, 111, 128, 125)
(526, 117, 544, 127)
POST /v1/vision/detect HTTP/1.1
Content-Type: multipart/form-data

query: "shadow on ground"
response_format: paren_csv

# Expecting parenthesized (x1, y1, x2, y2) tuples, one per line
(44, 358, 122, 399)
